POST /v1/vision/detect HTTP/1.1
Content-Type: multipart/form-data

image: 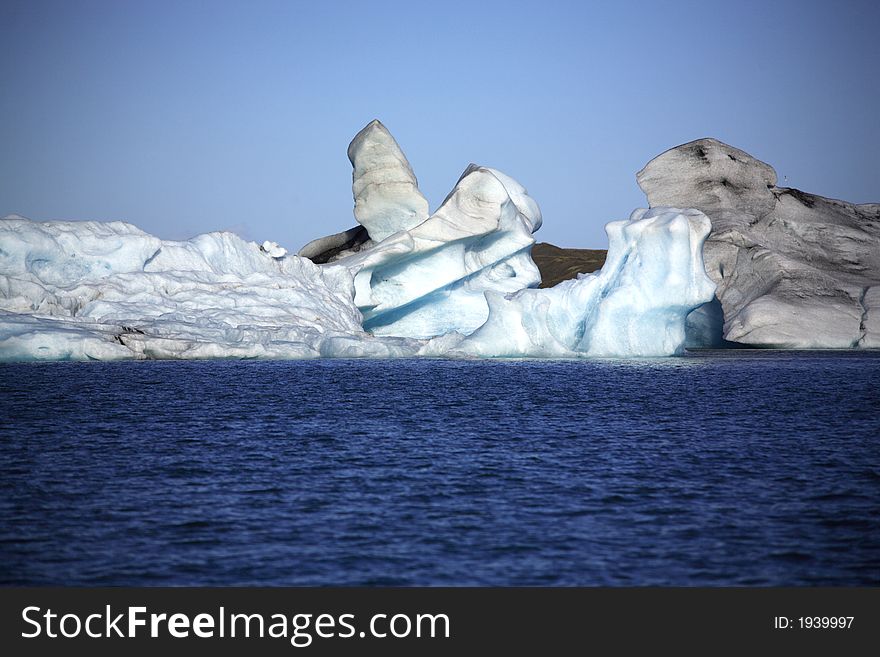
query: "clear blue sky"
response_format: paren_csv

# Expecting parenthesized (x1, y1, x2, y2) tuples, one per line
(1, 0, 877, 249)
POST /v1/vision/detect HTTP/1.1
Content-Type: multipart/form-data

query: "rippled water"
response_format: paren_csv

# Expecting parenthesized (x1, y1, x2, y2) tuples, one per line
(1, 352, 878, 586)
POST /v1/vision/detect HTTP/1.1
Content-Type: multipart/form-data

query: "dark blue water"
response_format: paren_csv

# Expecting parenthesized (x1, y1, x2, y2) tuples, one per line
(1, 352, 878, 586)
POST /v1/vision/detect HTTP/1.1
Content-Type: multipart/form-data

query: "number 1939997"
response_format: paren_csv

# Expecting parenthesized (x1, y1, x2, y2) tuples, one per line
(774, 616, 854, 629)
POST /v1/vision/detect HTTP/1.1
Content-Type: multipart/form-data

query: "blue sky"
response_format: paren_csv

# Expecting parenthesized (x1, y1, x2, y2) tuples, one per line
(1, 0, 877, 248)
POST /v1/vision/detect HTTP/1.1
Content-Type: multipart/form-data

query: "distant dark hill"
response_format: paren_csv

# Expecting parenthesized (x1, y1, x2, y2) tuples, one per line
(531, 242, 607, 288)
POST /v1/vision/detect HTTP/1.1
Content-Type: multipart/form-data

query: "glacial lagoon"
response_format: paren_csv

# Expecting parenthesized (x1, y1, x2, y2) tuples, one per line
(2, 351, 878, 586)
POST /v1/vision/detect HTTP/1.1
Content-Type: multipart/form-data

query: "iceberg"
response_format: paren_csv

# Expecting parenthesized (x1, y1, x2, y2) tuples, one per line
(0, 207, 713, 361)
(0, 120, 718, 361)
(0, 216, 419, 360)
(453, 207, 716, 357)
(337, 164, 542, 339)
(301, 121, 542, 339)
(638, 138, 880, 348)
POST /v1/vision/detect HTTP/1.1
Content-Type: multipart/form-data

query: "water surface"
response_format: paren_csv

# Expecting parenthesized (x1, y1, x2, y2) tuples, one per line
(1, 351, 878, 585)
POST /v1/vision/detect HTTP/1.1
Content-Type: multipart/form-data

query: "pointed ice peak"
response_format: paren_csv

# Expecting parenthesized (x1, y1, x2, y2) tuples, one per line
(346, 119, 392, 163)
(347, 119, 430, 243)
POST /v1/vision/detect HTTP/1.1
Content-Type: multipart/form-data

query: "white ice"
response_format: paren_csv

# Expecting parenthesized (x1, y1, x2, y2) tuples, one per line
(348, 120, 430, 243)
(336, 164, 543, 339)
(0, 206, 714, 361)
(0, 120, 717, 362)
(301, 121, 543, 338)
(453, 207, 716, 357)
(0, 216, 419, 360)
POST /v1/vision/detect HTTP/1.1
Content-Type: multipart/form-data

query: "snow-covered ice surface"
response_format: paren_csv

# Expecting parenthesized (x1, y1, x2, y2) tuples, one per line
(0, 217, 421, 360)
